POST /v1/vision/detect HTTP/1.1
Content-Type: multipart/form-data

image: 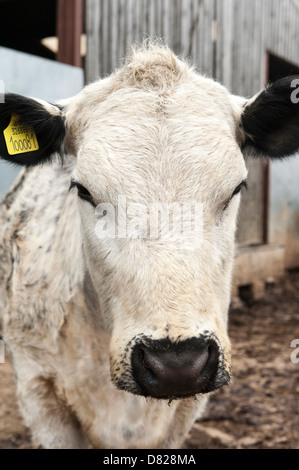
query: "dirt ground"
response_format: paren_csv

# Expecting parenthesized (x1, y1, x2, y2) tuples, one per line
(0, 271, 298, 450)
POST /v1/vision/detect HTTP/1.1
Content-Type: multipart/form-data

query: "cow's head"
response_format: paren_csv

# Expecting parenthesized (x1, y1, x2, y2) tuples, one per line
(0, 46, 298, 400)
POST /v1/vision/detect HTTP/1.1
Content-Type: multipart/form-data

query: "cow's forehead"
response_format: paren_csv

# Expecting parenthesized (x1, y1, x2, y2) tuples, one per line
(69, 47, 246, 203)
(75, 90, 244, 203)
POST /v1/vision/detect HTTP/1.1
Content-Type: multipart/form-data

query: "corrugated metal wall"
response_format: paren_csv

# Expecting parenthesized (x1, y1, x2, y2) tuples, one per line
(86, 0, 299, 88)
(86, 0, 215, 81)
(216, 0, 299, 94)
(85, 0, 299, 255)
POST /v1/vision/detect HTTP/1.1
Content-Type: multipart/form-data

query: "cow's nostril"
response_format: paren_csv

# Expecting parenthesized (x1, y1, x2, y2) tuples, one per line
(131, 338, 221, 399)
(139, 348, 149, 369)
(138, 347, 158, 383)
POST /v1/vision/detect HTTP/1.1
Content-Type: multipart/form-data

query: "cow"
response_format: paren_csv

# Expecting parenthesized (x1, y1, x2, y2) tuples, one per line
(0, 44, 298, 449)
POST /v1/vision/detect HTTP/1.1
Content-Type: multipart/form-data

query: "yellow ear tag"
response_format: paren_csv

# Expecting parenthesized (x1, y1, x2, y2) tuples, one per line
(3, 114, 39, 155)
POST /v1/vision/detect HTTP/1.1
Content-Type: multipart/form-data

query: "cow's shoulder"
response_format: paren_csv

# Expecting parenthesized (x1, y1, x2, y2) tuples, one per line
(0, 169, 28, 329)
(1, 159, 85, 346)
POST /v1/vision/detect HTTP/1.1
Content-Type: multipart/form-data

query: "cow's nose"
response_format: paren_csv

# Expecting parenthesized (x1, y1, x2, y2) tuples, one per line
(131, 338, 220, 399)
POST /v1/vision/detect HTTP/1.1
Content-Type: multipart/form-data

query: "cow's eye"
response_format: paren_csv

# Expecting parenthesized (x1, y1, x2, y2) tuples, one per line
(69, 180, 96, 207)
(223, 179, 247, 211)
(231, 180, 247, 197)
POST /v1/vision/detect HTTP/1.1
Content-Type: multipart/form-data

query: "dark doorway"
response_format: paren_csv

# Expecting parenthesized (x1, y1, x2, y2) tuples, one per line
(0, 0, 84, 67)
(0, 0, 57, 60)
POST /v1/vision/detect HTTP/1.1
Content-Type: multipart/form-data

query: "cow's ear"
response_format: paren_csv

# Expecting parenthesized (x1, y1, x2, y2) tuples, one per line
(0, 93, 66, 166)
(240, 76, 299, 159)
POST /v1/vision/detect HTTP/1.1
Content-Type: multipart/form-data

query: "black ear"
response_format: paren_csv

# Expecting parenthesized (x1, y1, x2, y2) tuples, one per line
(240, 76, 299, 159)
(0, 93, 66, 166)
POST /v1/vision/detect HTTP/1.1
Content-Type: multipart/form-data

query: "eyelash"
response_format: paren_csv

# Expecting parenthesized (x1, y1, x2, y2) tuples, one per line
(223, 180, 247, 211)
(69, 180, 96, 207)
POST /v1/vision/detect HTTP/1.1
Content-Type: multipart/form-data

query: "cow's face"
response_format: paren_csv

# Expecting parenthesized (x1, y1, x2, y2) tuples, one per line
(66, 67, 247, 398)
(1, 46, 298, 400)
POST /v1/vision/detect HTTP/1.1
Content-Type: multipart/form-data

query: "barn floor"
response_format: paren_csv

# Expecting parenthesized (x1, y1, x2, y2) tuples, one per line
(0, 271, 299, 450)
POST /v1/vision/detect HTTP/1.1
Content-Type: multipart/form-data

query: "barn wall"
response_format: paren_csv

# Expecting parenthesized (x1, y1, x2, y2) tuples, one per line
(215, 0, 299, 284)
(216, 0, 299, 93)
(85, 0, 215, 81)
(215, 0, 299, 249)
(269, 158, 299, 270)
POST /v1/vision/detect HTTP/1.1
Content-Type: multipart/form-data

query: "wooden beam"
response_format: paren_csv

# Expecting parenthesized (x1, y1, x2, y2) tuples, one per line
(56, 0, 84, 67)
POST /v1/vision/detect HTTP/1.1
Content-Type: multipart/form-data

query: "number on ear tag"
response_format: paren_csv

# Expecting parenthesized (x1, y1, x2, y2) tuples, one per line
(3, 114, 39, 155)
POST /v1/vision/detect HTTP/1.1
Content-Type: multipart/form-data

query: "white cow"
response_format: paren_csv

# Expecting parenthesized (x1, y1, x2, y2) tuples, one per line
(0, 44, 298, 449)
